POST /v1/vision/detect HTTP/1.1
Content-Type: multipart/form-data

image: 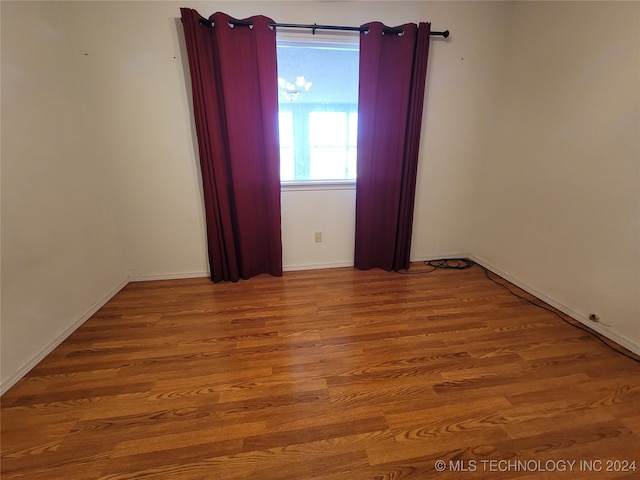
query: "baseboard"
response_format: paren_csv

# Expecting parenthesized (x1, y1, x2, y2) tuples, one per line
(129, 271, 210, 282)
(282, 254, 472, 273)
(132, 265, 353, 278)
(470, 255, 640, 357)
(283, 261, 354, 272)
(0, 275, 130, 396)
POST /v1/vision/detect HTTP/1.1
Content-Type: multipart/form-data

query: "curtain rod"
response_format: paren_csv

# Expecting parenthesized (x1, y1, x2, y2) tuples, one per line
(199, 18, 450, 38)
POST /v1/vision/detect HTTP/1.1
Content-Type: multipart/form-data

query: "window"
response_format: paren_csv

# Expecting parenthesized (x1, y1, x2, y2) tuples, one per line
(276, 39, 359, 183)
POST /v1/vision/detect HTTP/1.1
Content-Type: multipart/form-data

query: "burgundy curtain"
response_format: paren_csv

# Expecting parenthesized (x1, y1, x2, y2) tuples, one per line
(354, 22, 431, 271)
(181, 9, 282, 282)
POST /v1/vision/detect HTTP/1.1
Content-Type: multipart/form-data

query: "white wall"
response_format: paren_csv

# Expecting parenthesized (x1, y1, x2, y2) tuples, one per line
(281, 185, 357, 270)
(277, 1, 512, 267)
(472, 1, 640, 352)
(1, 1, 129, 390)
(51, 0, 510, 278)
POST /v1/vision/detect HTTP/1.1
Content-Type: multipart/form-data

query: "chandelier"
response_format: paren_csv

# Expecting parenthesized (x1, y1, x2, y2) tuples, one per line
(278, 76, 312, 102)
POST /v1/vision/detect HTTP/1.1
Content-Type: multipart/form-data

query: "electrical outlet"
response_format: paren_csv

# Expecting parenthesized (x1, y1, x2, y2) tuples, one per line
(588, 313, 600, 322)
(314, 232, 322, 243)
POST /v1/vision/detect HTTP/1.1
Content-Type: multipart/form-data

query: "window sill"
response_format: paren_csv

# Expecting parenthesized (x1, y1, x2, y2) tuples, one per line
(281, 180, 356, 192)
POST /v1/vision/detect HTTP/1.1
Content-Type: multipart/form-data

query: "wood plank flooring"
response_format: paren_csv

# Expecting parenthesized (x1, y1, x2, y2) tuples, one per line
(2, 264, 639, 479)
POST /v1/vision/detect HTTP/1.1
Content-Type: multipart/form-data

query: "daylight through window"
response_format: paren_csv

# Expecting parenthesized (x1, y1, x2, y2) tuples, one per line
(276, 39, 359, 182)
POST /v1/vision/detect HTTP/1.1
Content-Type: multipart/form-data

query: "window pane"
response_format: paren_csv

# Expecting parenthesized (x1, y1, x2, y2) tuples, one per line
(309, 112, 347, 146)
(348, 113, 358, 147)
(278, 111, 295, 181)
(277, 40, 358, 182)
(310, 147, 350, 180)
(347, 147, 357, 179)
(277, 44, 359, 106)
(279, 111, 294, 146)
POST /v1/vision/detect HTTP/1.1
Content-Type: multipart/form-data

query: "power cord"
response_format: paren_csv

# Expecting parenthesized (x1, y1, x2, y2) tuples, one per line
(398, 258, 474, 274)
(405, 258, 640, 363)
(425, 258, 474, 272)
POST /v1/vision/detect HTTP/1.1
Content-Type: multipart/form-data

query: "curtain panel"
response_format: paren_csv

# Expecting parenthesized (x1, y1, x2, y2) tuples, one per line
(180, 9, 282, 282)
(355, 22, 431, 271)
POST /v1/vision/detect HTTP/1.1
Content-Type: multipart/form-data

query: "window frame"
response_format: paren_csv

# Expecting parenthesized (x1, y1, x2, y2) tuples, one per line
(276, 32, 360, 190)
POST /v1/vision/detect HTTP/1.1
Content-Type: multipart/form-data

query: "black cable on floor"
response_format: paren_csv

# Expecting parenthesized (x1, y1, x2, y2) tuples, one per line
(398, 258, 474, 274)
(405, 258, 640, 363)
(476, 263, 640, 364)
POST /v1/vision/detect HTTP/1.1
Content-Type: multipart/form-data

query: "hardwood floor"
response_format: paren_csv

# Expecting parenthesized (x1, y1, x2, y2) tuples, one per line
(2, 264, 639, 479)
